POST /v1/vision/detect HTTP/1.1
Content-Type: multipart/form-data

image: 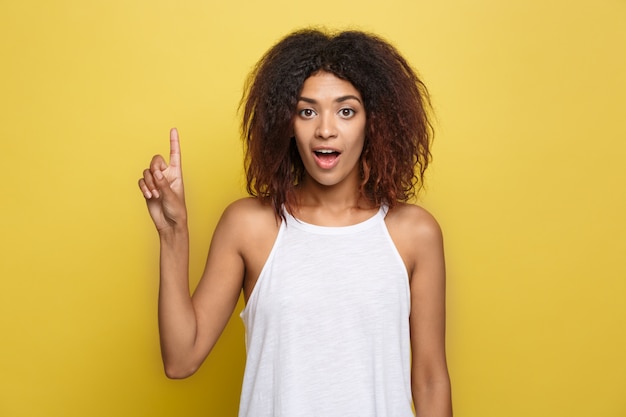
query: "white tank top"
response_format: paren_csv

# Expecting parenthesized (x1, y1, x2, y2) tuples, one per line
(239, 206, 414, 417)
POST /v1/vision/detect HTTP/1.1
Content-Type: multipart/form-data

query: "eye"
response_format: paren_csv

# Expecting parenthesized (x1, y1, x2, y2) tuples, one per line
(298, 108, 316, 119)
(338, 108, 356, 118)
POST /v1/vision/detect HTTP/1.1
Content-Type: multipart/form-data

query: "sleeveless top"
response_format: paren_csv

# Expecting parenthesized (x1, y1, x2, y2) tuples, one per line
(239, 206, 414, 417)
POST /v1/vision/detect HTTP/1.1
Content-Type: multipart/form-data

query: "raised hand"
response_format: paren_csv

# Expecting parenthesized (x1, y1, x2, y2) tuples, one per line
(139, 128, 187, 232)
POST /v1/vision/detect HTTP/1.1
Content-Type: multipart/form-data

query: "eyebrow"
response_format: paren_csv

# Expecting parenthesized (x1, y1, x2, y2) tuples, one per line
(298, 95, 363, 105)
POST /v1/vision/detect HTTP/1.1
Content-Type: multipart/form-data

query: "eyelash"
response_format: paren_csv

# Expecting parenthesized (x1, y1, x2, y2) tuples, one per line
(339, 108, 355, 118)
(299, 108, 316, 118)
(297, 107, 357, 119)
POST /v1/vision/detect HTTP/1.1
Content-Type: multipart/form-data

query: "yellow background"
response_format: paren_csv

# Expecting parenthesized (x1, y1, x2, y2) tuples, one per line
(1, 0, 624, 416)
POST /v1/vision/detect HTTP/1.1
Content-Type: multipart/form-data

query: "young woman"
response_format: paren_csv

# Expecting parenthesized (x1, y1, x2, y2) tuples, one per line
(138, 29, 452, 417)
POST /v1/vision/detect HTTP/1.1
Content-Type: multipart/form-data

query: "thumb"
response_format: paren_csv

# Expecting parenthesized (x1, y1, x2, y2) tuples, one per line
(154, 170, 184, 206)
(153, 167, 186, 225)
(153, 169, 175, 199)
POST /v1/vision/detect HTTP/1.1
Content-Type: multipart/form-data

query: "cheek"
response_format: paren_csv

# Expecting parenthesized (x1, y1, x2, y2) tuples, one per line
(293, 138, 309, 161)
(353, 129, 366, 154)
(350, 118, 366, 147)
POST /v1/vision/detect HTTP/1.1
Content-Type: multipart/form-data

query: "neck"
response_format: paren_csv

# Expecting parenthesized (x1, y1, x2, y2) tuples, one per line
(297, 178, 362, 208)
(294, 176, 374, 211)
(291, 179, 378, 227)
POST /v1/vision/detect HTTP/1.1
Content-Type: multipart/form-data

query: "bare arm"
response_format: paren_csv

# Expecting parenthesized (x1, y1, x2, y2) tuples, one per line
(408, 209, 452, 416)
(388, 205, 452, 416)
(138, 129, 244, 378)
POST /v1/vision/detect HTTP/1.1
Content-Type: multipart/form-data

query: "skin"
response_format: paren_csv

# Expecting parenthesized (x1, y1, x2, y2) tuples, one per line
(138, 71, 452, 416)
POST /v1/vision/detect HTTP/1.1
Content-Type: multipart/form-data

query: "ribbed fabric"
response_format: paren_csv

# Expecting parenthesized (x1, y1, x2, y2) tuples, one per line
(239, 206, 413, 417)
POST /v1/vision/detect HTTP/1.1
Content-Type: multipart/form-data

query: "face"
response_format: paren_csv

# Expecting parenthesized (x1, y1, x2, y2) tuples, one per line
(293, 71, 366, 189)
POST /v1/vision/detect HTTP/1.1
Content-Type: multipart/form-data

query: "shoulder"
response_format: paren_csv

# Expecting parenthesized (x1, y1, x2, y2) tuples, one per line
(218, 198, 281, 292)
(221, 197, 279, 226)
(221, 196, 277, 222)
(386, 202, 443, 244)
(385, 203, 444, 274)
(215, 197, 280, 241)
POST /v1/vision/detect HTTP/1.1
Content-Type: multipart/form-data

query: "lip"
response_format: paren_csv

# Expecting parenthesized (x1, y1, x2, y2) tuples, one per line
(312, 147, 342, 170)
(312, 145, 341, 153)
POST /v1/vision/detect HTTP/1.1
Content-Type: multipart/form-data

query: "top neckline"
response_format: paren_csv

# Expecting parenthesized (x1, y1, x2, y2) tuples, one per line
(284, 205, 388, 235)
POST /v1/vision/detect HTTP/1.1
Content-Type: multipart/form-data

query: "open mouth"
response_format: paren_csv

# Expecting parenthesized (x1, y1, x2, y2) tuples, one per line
(313, 149, 341, 169)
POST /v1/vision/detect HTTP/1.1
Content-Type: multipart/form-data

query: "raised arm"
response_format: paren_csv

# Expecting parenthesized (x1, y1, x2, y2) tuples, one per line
(138, 129, 244, 378)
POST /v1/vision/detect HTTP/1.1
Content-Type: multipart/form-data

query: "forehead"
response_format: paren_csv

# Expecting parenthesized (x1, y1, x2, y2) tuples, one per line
(299, 71, 362, 99)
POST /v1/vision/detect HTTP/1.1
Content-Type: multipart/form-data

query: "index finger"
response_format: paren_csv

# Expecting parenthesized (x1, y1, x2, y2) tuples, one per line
(169, 127, 182, 167)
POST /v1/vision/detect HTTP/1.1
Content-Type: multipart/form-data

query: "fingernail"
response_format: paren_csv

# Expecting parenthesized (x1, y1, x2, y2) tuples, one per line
(155, 170, 164, 180)
(152, 189, 160, 198)
(144, 190, 152, 199)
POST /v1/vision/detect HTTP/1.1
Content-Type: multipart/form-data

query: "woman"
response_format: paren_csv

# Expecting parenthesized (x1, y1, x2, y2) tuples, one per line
(139, 28, 452, 417)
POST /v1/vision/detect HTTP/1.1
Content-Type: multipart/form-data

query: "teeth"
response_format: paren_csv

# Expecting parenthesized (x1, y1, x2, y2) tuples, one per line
(316, 149, 335, 154)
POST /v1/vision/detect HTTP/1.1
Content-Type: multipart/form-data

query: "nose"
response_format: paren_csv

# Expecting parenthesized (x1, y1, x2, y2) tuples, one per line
(315, 113, 337, 139)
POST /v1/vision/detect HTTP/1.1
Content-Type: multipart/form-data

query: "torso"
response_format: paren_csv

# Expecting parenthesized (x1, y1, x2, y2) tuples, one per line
(233, 197, 429, 301)
(238, 202, 415, 417)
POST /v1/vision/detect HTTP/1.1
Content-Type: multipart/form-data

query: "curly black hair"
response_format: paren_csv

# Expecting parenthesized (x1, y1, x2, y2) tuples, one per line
(241, 28, 433, 218)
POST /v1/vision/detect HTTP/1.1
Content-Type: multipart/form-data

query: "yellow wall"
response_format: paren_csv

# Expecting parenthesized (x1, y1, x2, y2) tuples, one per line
(1, 0, 624, 416)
